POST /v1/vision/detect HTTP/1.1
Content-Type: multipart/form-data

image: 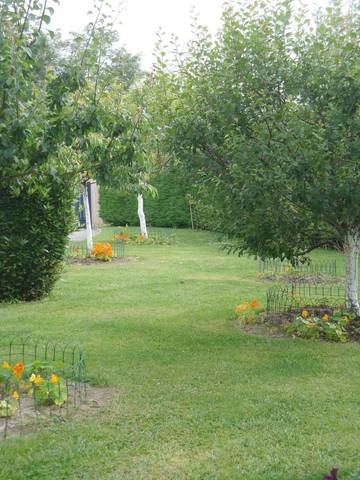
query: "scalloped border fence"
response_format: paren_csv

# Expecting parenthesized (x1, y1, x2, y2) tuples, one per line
(266, 283, 346, 315)
(258, 258, 337, 276)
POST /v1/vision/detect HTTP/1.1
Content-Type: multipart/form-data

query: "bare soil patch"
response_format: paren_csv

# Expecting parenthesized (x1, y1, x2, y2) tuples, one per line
(0, 384, 113, 440)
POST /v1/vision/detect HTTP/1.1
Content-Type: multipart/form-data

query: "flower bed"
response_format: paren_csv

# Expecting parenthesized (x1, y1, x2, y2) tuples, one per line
(0, 336, 87, 440)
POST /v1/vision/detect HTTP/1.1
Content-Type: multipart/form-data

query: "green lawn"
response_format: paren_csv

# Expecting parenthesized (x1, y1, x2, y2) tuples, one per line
(1, 227, 360, 480)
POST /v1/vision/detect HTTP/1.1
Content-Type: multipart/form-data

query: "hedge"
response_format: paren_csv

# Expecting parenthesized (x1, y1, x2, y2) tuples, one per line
(100, 169, 192, 228)
(0, 180, 76, 302)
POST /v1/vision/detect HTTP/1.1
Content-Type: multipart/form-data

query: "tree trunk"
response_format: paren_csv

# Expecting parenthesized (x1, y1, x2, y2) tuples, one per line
(344, 232, 360, 315)
(81, 182, 93, 255)
(137, 193, 148, 238)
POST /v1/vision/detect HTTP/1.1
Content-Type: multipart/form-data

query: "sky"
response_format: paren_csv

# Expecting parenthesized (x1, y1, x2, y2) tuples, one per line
(51, 0, 329, 70)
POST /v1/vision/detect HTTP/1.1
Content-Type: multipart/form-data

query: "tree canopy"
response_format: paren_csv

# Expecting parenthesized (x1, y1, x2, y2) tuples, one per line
(0, 0, 145, 300)
(148, 0, 360, 312)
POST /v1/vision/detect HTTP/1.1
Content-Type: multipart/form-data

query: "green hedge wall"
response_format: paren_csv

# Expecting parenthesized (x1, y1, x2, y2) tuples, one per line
(100, 169, 192, 228)
(0, 180, 76, 301)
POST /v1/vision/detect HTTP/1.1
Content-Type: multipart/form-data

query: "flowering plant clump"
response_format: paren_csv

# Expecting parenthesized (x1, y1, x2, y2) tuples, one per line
(92, 242, 112, 261)
(113, 227, 176, 246)
(286, 309, 349, 342)
(0, 361, 23, 417)
(26, 361, 67, 406)
(234, 298, 262, 324)
(0, 359, 68, 415)
(113, 225, 129, 242)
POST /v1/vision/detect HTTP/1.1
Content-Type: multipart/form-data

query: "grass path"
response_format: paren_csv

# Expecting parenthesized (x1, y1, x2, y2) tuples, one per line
(0, 228, 359, 479)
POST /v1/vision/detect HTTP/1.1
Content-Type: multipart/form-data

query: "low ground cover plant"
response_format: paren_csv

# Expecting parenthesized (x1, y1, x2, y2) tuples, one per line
(113, 226, 176, 245)
(285, 309, 359, 343)
(0, 360, 67, 416)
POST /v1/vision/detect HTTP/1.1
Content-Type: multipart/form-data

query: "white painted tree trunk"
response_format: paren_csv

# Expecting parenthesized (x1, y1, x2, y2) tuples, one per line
(344, 232, 360, 315)
(137, 194, 148, 238)
(81, 182, 93, 255)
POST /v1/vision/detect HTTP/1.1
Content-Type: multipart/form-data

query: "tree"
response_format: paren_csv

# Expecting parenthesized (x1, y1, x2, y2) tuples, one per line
(150, 0, 360, 314)
(0, 0, 140, 300)
(58, 21, 144, 253)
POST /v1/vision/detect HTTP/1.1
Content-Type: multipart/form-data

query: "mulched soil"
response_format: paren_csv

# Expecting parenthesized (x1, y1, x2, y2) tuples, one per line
(66, 256, 138, 266)
(345, 318, 360, 341)
(258, 272, 343, 285)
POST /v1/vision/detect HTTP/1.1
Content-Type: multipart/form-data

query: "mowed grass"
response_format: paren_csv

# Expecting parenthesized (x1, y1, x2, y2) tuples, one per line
(1, 227, 360, 480)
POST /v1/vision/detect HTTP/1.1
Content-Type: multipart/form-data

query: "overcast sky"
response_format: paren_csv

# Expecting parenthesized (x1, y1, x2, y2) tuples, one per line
(51, 0, 330, 70)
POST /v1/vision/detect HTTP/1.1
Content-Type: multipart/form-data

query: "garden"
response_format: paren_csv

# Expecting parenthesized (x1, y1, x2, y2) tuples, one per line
(1, 0, 360, 479)
(0, 227, 360, 479)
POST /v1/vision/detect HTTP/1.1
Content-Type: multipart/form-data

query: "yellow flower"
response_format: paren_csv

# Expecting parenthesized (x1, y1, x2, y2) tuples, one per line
(2, 361, 10, 369)
(301, 309, 310, 318)
(341, 315, 349, 322)
(32, 374, 43, 385)
(50, 374, 59, 384)
(12, 391, 19, 401)
(322, 314, 330, 321)
(29, 373, 36, 382)
(235, 302, 250, 314)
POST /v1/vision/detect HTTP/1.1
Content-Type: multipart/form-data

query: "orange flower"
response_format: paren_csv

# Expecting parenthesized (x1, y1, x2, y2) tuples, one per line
(138, 234, 145, 241)
(251, 299, 259, 308)
(104, 242, 112, 255)
(119, 233, 128, 240)
(94, 242, 103, 255)
(12, 362, 24, 378)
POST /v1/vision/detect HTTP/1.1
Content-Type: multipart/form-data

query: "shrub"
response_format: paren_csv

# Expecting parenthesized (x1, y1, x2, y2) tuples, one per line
(0, 181, 76, 302)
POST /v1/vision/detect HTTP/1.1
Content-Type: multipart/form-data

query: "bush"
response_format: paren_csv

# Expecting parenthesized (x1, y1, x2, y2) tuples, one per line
(0, 180, 76, 302)
(100, 169, 192, 228)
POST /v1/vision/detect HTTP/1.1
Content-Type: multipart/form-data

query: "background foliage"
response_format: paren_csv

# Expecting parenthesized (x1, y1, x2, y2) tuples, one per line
(100, 168, 192, 228)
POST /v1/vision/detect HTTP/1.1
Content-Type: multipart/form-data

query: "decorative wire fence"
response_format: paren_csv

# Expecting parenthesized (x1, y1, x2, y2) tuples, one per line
(65, 240, 125, 258)
(266, 283, 346, 316)
(0, 336, 87, 440)
(258, 258, 337, 276)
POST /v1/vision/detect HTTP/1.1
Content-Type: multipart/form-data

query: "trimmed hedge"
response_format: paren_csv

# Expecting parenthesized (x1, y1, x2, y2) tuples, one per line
(100, 169, 192, 228)
(0, 181, 76, 302)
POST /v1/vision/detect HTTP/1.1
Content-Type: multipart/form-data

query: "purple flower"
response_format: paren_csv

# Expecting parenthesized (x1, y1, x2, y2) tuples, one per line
(322, 467, 339, 480)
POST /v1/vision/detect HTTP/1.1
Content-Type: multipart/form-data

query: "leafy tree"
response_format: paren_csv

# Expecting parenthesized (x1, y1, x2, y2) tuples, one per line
(150, 0, 360, 314)
(0, 0, 140, 300)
